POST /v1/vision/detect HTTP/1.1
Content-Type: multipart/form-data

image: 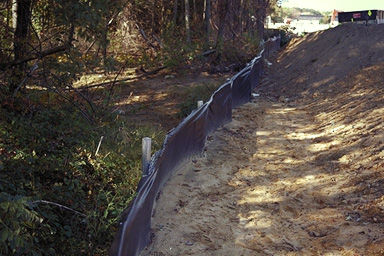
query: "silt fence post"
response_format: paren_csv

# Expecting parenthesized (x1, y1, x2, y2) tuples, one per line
(142, 137, 152, 176)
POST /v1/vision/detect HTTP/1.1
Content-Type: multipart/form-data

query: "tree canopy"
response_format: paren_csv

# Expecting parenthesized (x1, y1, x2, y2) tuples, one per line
(1, 0, 278, 82)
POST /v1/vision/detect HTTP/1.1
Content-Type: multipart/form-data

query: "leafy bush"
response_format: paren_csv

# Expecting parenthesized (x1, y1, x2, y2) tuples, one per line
(0, 193, 41, 255)
(0, 98, 165, 255)
(277, 25, 295, 46)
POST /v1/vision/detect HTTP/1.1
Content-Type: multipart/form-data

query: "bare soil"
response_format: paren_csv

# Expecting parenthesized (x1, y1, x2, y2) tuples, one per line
(139, 23, 384, 255)
(110, 71, 231, 131)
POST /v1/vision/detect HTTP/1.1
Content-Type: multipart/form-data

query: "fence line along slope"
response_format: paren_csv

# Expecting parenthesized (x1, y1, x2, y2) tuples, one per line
(140, 23, 384, 255)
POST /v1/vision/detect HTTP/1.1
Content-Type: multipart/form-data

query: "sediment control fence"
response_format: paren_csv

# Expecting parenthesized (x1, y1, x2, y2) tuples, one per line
(109, 36, 281, 256)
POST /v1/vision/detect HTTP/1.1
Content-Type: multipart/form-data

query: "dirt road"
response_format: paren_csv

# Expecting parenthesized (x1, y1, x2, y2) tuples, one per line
(140, 24, 384, 255)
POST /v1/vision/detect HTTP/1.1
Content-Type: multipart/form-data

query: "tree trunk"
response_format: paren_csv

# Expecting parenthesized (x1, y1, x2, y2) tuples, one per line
(14, 0, 32, 61)
(102, 22, 108, 65)
(12, 0, 17, 32)
(204, 0, 211, 49)
(248, 0, 254, 35)
(184, 0, 191, 44)
(256, 0, 268, 39)
(160, 0, 165, 34)
(216, 0, 229, 60)
(172, 0, 179, 27)
(239, 0, 244, 33)
(151, 0, 157, 36)
(11, 0, 32, 93)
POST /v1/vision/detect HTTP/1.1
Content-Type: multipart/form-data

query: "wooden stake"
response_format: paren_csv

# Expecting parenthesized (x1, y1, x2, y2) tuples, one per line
(95, 136, 104, 156)
(142, 137, 152, 176)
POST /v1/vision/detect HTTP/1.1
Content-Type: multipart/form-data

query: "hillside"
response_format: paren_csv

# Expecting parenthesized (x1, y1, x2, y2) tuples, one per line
(261, 23, 384, 101)
(140, 23, 384, 255)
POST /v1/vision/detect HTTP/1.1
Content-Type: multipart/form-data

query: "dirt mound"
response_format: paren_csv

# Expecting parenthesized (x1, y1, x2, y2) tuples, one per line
(261, 23, 384, 100)
(140, 24, 384, 255)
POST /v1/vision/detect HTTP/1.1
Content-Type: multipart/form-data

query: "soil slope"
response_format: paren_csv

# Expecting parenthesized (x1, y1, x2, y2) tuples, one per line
(140, 23, 384, 255)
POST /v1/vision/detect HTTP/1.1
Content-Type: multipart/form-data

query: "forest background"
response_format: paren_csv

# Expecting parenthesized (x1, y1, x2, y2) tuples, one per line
(0, 0, 329, 255)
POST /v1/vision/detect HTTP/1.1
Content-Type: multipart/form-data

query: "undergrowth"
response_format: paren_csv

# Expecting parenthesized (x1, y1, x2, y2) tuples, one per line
(0, 94, 165, 255)
(176, 82, 219, 118)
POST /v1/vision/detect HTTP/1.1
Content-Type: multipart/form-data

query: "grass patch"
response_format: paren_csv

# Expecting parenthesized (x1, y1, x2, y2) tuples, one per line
(176, 82, 220, 118)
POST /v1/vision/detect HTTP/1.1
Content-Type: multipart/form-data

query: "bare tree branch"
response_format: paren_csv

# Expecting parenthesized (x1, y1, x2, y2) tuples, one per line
(31, 200, 86, 217)
(39, 80, 94, 124)
(1, 24, 74, 71)
(0, 44, 69, 70)
(12, 60, 39, 97)
(49, 71, 95, 114)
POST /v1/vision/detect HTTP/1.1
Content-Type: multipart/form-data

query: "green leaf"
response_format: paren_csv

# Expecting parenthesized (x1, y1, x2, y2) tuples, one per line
(0, 229, 9, 243)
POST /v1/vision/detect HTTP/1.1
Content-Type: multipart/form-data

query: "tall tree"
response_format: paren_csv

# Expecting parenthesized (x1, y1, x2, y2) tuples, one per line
(10, 0, 32, 92)
(13, 0, 32, 61)
(184, 0, 191, 44)
(256, 0, 269, 39)
(12, 0, 17, 32)
(204, 0, 211, 49)
(171, 0, 179, 32)
(216, 0, 229, 55)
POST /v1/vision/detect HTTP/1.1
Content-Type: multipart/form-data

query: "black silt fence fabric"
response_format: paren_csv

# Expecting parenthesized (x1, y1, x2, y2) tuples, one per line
(109, 105, 212, 256)
(109, 36, 280, 256)
(231, 65, 252, 108)
(109, 87, 233, 256)
(205, 81, 233, 133)
(251, 54, 264, 90)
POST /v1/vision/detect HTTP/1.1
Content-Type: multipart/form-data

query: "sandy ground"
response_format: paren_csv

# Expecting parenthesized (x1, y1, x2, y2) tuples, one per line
(140, 24, 384, 255)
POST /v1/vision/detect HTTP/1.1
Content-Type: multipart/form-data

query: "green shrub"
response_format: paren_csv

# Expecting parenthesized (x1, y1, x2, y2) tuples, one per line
(0, 193, 41, 255)
(277, 25, 295, 46)
(0, 100, 165, 255)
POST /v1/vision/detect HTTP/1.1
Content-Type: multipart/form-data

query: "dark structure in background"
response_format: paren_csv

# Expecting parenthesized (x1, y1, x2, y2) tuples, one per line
(338, 10, 384, 24)
(109, 37, 281, 256)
